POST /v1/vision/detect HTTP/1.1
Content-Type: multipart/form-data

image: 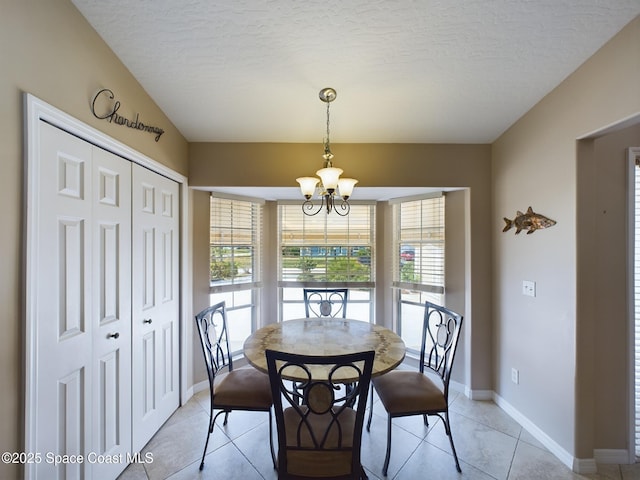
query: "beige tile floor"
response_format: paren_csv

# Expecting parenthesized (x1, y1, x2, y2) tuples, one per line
(119, 388, 640, 480)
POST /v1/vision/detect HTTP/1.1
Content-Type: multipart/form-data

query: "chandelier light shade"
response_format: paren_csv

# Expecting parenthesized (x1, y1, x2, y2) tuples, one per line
(296, 87, 358, 216)
(296, 177, 319, 199)
(337, 177, 358, 198)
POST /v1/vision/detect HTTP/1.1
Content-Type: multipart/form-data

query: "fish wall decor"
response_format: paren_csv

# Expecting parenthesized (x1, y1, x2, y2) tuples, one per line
(503, 207, 556, 234)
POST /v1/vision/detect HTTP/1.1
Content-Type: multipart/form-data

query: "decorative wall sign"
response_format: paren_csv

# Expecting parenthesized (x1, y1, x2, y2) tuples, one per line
(503, 206, 556, 234)
(90, 88, 164, 142)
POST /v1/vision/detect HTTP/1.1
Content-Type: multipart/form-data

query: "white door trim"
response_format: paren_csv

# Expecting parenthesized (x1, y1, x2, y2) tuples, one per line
(24, 93, 192, 476)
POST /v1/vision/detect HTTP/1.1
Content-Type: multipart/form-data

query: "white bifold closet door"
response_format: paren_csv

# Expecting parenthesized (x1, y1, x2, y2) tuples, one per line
(32, 121, 179, 479)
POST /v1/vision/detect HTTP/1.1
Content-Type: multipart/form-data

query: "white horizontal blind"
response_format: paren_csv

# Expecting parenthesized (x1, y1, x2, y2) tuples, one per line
(210, 196, 261, 287)
(279, 203, 374, 284)
(634, 159, 640, 458)
(393, 195, 445, 293)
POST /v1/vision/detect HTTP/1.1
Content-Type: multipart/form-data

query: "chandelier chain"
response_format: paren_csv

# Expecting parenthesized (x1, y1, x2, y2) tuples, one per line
(326, 100, 330, 145)
(323, 100, 333, 162)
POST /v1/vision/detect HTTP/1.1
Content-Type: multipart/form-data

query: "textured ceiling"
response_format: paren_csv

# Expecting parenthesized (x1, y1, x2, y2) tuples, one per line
(71, 0, 640, 145)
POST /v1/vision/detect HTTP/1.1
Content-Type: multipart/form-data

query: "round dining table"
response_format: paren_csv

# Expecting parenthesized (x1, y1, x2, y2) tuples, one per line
(243, 318, 406, 382)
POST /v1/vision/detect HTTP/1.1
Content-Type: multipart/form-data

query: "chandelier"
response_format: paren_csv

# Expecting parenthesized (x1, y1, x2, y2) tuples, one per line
(296, 88, 358, 216)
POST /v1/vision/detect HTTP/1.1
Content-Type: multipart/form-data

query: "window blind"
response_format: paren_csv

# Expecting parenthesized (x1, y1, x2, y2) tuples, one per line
(210, 196, 261, 288)
(393, 195, 445, 293)
(279, 203, 374, 284)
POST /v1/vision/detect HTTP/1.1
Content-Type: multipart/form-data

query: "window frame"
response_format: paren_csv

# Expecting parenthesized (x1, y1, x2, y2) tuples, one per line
(209, 194, 264, 354)
(277, 201, 376, 322)
(391, 193, 445, 352)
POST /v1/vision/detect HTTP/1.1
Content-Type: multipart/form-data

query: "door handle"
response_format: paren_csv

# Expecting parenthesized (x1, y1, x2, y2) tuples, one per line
(107, 332, 120, 339)
(143, 318, 153, 324)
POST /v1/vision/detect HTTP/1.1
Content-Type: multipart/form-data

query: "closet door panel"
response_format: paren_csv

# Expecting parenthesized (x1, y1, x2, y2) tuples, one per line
(35, 123, 94, 479)
(91, 147, 132, 480)
(132, 165, 180, 452)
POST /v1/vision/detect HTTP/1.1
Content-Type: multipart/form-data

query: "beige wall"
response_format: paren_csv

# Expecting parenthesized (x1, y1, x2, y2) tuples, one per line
(493, 15, 640, 461)
(0, 1, 188, 477)
(445, 189, 470, 385)
(191, 190, 212, 385)
(190, 142, 489, 189)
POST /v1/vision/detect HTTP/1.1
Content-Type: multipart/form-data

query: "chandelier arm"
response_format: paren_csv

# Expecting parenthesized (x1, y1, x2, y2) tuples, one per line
(333, 199, 351, 217)
(301, 198, 324, 216)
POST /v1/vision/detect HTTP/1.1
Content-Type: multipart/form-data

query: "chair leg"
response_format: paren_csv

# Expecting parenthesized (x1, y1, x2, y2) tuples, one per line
(366, 385, 374, 431)
(382, 414, 392, 476)
(200, 410, 226, 470)
(223, 411, 230, 425)
(268, 408, 277, 470)
(360, 465, 369, 479)
(443, 410, 462, 472)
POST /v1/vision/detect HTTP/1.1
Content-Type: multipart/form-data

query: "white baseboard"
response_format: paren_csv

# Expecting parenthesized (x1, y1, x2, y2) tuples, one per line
(492, 393, 635, 472)
(192, 379, 209, 394)
(573, 458, 597, 474)
(182, 385, 195, 404)
(594, 449, 630, 464)
(465, 387, 493, 400)
(492, 392, 581, 472)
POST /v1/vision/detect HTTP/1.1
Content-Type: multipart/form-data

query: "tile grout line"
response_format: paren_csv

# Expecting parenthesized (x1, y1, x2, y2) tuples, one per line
(504, 427, 524, 480)
(390, 434, 427, 480)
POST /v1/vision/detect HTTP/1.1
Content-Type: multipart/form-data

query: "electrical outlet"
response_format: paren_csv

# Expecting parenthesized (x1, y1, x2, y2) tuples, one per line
(511, 368, 519, 384)
(522, 280, 536, 297)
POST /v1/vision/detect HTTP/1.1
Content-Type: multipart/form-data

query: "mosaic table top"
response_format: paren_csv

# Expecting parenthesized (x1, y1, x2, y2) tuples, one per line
(243, 318, 406, 382)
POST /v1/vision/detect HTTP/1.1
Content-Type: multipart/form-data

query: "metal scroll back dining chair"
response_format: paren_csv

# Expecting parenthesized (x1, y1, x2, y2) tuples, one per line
(366, 301, 464, 476)
(303, 288, 348, 318)
(266, 349, 374, 480)
(194, 301, 275, 471)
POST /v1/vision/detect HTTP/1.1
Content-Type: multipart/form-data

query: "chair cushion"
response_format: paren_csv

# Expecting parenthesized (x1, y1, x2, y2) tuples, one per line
(283, 406, 356, 477)
(373, 371, 446, 415)
(213, 368, 272, 409)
